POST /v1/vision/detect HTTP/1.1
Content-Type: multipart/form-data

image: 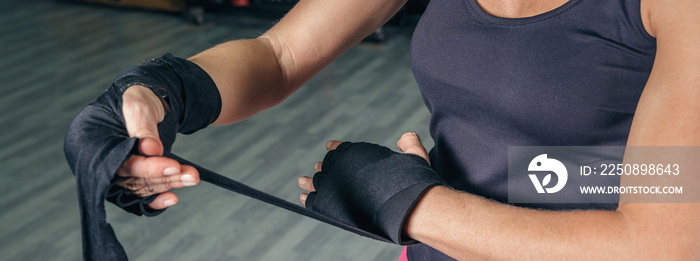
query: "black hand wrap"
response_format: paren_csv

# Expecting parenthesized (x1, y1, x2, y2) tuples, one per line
(64, 53, 221, 260)
(305, 142, 447, 245)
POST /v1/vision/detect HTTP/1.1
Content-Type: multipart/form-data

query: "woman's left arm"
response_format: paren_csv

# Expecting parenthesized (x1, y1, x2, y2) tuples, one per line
(404, 1, 700, 259)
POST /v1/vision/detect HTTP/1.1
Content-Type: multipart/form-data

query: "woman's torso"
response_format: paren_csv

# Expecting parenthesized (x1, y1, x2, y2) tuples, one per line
(408, 0, 656, 259)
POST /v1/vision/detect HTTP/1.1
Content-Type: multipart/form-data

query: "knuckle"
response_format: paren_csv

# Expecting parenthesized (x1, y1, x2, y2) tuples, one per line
(163, 180, 173, 190)
(121, 179, 143, 191)
(144, 164, 160, 179)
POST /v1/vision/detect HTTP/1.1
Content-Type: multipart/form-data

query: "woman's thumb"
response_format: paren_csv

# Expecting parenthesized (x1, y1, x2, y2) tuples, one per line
(122, 86, 166, 156)
(137, 135, 164, 156)
(397, 132, 430, 165)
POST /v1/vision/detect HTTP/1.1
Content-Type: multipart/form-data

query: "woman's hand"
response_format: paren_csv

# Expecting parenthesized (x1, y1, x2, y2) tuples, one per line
(298, 132, 431, 203)
(297, 132, 444, 244)
(115, 85, 200, 209)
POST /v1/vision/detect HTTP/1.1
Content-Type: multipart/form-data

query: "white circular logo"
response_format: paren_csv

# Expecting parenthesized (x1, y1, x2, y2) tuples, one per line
(528, 154, 568, 193)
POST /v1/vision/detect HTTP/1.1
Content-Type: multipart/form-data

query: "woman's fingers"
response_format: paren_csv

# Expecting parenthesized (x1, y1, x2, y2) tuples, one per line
(397, 132, 431, 165)
(298, 176, 315, 192)
(118, 172, 199, 197)
(299, 161, 323, 193)
(298, 175, 315, 205)
(117, 156, 199, 197)
(314, 161, 322, 172)
(148, 192, 179, 209)
(298, 161, 319, 204)
(300, 141, 343, 205)
(300, 193, 309, 206)
(298, 159, 324, 206)
(117, 155, 188, 179)
(326, 140, 343, 151)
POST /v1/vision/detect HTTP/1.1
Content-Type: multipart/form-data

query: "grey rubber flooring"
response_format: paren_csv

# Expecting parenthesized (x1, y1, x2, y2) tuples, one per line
(0, 1, 432, 260)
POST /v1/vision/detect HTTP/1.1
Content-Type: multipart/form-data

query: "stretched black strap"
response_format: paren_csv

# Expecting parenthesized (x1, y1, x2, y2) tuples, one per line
(65, 106, 393, 261)
(167, 153, 392, 243)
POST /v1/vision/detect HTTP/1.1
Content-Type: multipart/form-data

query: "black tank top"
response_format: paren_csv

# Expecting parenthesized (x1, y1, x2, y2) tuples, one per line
(408, 0, 656, 259)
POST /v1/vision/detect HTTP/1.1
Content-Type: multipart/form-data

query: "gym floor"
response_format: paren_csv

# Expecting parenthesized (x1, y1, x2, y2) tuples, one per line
(0, 0, 431, 260)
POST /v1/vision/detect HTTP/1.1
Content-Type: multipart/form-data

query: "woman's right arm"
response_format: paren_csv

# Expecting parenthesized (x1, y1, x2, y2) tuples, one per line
(119, 0, 407, 209)
(193, 0, 408, 124)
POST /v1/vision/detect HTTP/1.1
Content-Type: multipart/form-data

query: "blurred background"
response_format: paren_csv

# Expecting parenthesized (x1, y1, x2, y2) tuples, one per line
(0, 0, 433, 260)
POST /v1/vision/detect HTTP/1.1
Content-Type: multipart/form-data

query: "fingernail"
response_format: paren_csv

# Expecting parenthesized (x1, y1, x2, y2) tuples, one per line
(163, 167, 179, 176)
(163, 199, 176, 207)
(326, 141, 332, 150)
(181, 174, 196, 186)
(300, 194, 308, 201)
(299, 177, 306, 185)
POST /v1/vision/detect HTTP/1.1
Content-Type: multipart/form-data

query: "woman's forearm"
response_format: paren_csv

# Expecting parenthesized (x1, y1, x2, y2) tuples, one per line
(406, 186, 698, 260)
(188, 0, 407, 126)
(189, 38, 290, 125)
